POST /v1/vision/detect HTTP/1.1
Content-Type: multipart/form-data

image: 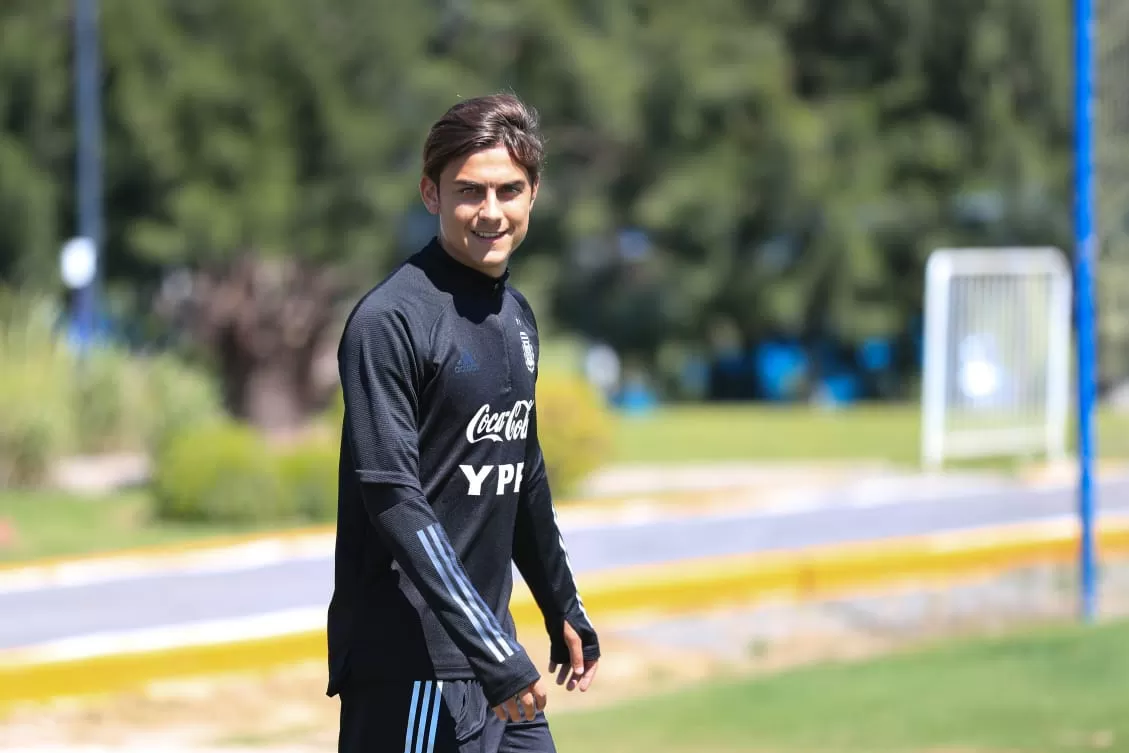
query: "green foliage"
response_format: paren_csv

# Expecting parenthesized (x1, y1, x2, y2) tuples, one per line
(70, 345, 223, 456)
(142, 353, 226, 454)
(5, 0, 1115, 391)
(0, 292, 74, 486)
(0, 288, 225, 487)
(276, 437, 339, 523)
(152, 421, 341, 526)
(534, 375, 615, 497)
(151, 419, 294, 524)
(72, 347, 150, 454)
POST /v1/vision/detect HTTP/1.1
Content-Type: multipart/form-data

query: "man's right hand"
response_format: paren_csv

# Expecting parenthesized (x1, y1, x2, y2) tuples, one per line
(492, 676, 548, 723)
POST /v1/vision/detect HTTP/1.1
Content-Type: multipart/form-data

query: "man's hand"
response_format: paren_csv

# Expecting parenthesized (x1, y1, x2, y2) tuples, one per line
(549, 619, 599, 692)
(492, 676, 548, 723)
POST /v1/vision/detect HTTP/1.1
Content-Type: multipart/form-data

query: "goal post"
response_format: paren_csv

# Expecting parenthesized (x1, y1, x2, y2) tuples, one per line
(920, 247, 1073, 470)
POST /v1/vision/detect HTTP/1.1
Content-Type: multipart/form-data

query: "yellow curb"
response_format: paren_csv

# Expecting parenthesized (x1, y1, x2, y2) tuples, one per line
(3, 515, 1128, 709)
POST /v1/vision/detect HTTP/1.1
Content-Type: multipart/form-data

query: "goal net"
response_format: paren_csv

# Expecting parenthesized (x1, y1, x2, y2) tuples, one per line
(920, 247, 1073, 469)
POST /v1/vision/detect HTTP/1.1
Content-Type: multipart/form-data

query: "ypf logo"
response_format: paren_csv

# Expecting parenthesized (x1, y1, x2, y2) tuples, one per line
(466, 400, 533, 444)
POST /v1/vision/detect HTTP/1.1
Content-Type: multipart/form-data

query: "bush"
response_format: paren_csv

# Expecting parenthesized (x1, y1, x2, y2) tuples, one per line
(0, 293, 74, 487)
(142, 353, 225, 454)
(276, 437, 339, 523)
(151, 420, 295, 524)
(0, 288, 226, 488)
(73, 346, 153, 453)
(533, 375, 615, 498)
(73, 347, 224, 456)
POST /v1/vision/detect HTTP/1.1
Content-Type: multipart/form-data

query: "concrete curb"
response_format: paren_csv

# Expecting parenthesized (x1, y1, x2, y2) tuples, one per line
(3, 513, 1129, 708)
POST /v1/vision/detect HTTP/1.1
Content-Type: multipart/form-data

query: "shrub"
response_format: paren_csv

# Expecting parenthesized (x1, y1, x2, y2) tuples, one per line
(141, 353, 225, 454)
(0, 293, 74, 487)
(533, 375, 615, 498)
(73, 346, 153, 454)
(0, 287, 227, 488)
(276, 437, 339, 523)
(151, 419, 295, 524)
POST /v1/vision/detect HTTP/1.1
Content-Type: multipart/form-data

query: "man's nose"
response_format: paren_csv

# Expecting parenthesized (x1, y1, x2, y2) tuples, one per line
(479, 191, 503, 220)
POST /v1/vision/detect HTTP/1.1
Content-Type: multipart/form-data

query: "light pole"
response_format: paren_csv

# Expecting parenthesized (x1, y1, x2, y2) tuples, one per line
(71, 0, 102, 350)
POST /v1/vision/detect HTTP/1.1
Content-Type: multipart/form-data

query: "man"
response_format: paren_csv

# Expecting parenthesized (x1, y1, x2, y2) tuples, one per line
(328, 92, 600, 753)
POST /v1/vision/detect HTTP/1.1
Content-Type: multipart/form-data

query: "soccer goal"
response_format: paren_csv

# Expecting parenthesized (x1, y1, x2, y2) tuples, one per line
(919, 247, 1074, 470)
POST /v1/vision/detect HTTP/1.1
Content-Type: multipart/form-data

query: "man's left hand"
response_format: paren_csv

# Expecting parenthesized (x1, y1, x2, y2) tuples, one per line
(549, 619, 598, 692)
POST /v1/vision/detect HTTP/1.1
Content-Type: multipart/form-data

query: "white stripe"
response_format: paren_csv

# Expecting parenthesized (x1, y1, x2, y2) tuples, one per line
(552, 507, 590, 620)
(429, 525, 517, 656)
(417, 529, 506, 662)
(414, 681, 434, 753)
(425, 681, 444, 753)
(403, 680, 422, 753)
(426, 526, 515, 658)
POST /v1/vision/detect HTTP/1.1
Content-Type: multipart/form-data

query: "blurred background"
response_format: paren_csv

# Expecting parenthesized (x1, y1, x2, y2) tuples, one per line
(2, 0, 1129, 751)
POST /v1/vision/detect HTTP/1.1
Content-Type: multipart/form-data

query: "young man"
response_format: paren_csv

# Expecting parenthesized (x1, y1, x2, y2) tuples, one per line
(327, 93, 600, 753)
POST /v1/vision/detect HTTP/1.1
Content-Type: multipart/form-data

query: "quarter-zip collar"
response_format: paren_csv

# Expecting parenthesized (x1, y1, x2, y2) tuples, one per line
(419, 236, 509, 298)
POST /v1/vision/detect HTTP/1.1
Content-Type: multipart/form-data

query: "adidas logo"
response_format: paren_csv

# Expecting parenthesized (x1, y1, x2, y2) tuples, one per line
(454, 349, 480, 374)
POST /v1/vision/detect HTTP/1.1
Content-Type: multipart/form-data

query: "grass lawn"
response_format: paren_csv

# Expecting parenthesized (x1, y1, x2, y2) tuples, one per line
(0, 489, 292, 563)
(612, 402, 1129, 466)
(551, 617, 1129, 753)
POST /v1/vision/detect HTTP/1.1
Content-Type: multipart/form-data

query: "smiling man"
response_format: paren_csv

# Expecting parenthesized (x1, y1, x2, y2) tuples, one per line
(328, 93, 601, 753)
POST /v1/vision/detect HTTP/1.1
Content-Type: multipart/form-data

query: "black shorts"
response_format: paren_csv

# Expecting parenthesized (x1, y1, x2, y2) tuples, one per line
(338, 679, 556, 753)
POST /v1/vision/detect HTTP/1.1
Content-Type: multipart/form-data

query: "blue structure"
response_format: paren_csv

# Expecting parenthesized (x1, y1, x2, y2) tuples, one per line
(1074, 0, 1099, 623)
(71, 0, 103, 353)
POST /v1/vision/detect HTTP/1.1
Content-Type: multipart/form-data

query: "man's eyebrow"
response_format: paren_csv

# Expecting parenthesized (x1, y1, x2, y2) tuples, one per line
(453, 179, 527, 188)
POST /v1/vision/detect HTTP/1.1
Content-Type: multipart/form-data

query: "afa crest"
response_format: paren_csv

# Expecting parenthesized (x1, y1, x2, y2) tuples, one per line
(519, 331, 536, 373)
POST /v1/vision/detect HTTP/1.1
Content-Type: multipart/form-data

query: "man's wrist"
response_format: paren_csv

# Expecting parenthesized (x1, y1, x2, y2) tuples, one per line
(484, 655, 540, 707)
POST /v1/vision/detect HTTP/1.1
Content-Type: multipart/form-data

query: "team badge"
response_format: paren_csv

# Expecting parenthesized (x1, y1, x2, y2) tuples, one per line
(519, 331, 536, 373)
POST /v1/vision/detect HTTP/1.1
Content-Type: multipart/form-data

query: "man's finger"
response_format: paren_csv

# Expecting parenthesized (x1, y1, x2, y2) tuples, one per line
(556, 663, 569, 685)
(577, 660, 599, 691)
(520, 691, 536, 721)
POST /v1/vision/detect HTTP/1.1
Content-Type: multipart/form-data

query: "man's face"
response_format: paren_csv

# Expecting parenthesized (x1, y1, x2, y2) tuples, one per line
(420, 145, 539, 277)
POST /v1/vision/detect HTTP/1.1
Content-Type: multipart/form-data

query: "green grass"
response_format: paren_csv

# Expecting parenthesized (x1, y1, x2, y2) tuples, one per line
(551, 618, 1129, 753)
(0, 489, 282, 563)
(612, 403, 1129, 466)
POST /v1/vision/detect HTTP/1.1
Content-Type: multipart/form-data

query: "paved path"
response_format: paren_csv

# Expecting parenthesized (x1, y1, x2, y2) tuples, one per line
(2, 476, 1127, 651)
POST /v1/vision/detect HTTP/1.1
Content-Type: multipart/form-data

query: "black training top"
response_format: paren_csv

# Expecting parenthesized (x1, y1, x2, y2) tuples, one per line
(326, 237, 600, 707)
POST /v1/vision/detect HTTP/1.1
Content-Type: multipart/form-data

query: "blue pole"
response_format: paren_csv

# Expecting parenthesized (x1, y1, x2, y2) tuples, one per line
(73, 0, 102, 350)
(1074, 0, 1099, 623)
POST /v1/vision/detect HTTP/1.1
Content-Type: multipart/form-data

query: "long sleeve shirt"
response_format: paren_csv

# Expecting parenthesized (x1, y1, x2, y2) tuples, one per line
(326, 237, 599, 708)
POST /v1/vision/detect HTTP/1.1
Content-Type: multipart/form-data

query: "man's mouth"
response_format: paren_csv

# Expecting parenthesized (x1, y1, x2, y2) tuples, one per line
(472, 230, 505, 241)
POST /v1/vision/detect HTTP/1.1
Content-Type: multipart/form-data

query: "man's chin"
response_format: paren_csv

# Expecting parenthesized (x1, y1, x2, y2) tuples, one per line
(466, 240, 514, 266)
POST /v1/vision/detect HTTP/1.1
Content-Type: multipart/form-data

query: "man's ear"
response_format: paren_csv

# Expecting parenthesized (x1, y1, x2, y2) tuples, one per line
(530, 177, 539, 207)
(420, 176, 440, 214)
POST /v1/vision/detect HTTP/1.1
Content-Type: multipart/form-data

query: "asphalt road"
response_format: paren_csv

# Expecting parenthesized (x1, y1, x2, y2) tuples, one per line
(2, 477, 1127, 651)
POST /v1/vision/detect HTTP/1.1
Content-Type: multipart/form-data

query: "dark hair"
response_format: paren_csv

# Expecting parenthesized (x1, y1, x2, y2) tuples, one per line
(423, 93, 545, 186)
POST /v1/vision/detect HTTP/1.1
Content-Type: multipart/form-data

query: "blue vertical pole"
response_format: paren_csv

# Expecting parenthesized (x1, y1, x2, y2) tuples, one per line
(73, 0, 102, 350)
(1074, 0, 1099, 623)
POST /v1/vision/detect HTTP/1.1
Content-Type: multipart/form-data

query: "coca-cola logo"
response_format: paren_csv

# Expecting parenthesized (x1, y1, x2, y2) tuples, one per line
(466, 400, 534, 444)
